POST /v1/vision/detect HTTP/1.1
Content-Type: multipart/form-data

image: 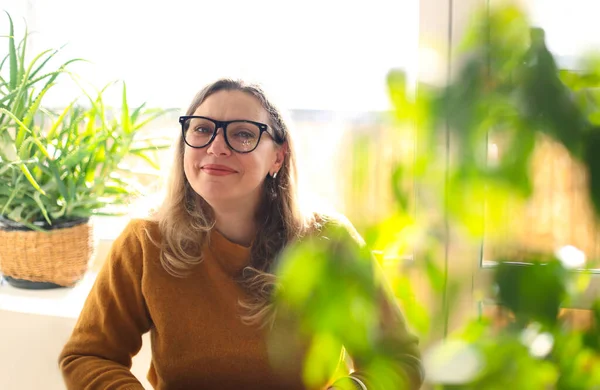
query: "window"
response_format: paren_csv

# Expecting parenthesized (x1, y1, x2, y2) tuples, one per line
(481, 0, 600, 269)
(1, 0, 420, 242)
(8, 0, 419, 112)
(473, 0, 600, 310)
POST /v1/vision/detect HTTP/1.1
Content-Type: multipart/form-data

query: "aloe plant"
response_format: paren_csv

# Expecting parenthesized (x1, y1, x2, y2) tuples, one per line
(0, 12, 172, 230)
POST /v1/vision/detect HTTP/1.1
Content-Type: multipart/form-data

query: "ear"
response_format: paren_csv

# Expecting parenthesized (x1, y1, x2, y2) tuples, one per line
(272, 142, 288, 172)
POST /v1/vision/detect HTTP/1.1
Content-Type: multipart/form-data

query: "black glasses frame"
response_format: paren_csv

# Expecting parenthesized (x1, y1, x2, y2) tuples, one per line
(179, 115, 283, 153)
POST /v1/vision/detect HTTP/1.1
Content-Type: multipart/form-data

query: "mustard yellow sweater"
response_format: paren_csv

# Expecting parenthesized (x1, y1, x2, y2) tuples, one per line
(59, 219, 423, 389)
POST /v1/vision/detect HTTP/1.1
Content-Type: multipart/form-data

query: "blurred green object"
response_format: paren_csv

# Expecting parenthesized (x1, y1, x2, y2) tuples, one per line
(271, 2, 600, 389)
(274, 221, 415, 389)
(384, 3, 600, 389)
(495, 259, 568, 328)
(0, 12, 172, 230)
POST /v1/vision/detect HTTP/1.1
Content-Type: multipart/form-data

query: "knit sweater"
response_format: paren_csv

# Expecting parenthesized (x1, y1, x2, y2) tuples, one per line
(59, 219, 423, 389)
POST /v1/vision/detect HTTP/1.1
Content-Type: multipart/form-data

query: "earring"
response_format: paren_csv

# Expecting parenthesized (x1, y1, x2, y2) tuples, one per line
(272, 171, 278, 179)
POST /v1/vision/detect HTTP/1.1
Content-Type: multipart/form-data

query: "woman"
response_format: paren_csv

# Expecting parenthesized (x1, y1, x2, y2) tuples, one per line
(59, 79, 423, 389)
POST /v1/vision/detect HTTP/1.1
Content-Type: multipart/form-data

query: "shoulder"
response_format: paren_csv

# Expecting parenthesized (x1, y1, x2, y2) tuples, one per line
(116, 218, 159, 241)
(109, 218, 161, 260)
(310, 211, 365, 247)
(309, 211, 365, 247)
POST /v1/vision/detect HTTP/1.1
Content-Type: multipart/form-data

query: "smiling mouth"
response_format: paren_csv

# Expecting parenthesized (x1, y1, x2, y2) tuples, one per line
(201, 166, 237, 176)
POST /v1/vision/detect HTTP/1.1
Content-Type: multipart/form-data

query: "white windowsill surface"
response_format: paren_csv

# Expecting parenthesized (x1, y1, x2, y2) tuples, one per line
(0, 272, 98, 319)
(0, 270, 152, 389)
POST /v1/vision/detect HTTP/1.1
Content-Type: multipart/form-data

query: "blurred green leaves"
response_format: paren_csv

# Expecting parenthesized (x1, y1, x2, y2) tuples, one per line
(385, 3, 600, 389)
(274, 221, 415, 389)
(320, 2, 600, 389)
(276, 223, 379, 354)
(495, 258, 568, 328)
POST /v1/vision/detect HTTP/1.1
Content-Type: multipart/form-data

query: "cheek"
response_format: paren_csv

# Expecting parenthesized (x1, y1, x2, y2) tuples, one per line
(183, 146, 200, 165)
(238, 154, 270, 176)
(182, 147, 200, 178)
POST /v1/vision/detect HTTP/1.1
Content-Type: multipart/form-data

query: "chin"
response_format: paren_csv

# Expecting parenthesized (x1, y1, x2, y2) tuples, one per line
(199, 188, 238, 206)
(197, 189, 227, 203)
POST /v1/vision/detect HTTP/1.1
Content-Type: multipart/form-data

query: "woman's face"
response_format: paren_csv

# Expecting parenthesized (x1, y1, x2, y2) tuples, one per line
(183, 90, 285, 212)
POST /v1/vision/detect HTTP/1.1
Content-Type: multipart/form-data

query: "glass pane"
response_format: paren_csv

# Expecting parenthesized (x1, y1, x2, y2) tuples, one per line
(527, 0, 600, 66)
(482, 0, 600, 270)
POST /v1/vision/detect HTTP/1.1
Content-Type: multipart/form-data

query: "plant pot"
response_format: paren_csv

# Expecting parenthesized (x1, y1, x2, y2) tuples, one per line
(0, 217, 94, 289)
(3, 276, 64, 290)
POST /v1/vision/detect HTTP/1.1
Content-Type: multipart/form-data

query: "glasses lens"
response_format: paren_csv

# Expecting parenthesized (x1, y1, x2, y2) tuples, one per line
(226, 122, 261, 152)
(183, 117, 216, 147)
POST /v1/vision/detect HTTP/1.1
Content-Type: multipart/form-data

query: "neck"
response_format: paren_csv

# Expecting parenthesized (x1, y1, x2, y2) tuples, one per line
(213, 205, 257, 247)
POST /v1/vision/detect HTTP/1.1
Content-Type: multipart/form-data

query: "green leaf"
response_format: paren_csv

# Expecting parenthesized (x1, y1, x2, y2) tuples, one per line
(17, 137, 35, 159)
(22, 79, 55, 131)
(19, 163, 46, 195)
(9, 48, 59, 115)
(1, 183, 20, 215)
(0, 70, 65, 106)
(47, 159, 69, 202)
(27, 47, 59, 81)
(32, 191, 51, 225)
(0, 108, 52, 160)
(130, 150, 160, 169)
(302, 333, 342, 388)
(18, 22, 28, 88)
(102, 185, 133, 195)
(130, 102, 147, 123)
(46, 98, 77, 141)
(132, 108, 174, 131)
(49, 202, 67, 220)
(495, 259, 567, 326)
(0, 163, 16, 175)
(6, 11, 17, 90)
(61, 144, 95, 169)
(121, 82, 132, 134)
(7, 204, 24, 222)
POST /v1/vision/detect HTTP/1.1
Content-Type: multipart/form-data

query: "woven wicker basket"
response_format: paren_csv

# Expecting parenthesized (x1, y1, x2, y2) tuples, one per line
(0, 218, 94, 287)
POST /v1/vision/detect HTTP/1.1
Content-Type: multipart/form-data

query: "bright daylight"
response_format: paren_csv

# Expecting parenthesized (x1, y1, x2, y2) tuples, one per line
(1, 0, 600, 389)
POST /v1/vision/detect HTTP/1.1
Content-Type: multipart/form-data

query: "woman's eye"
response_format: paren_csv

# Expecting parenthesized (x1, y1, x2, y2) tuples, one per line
(233, 131, 256, 139)
(194, 126, 212, 133)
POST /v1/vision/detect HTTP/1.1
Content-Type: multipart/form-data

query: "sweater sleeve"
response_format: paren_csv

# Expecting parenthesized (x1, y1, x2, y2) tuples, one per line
(59, 220, 152, 390)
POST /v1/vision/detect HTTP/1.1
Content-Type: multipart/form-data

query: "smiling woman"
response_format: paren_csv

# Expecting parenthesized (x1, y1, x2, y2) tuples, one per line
(58, 79, 424, 390)
(181, 87, 287, 245)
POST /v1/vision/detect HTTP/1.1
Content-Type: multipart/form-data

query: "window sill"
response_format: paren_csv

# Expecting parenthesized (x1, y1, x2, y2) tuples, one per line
(0, 272, 97, 319)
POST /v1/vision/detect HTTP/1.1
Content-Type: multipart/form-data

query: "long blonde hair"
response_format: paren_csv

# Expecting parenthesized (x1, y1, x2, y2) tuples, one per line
(152, 79, 321, 326)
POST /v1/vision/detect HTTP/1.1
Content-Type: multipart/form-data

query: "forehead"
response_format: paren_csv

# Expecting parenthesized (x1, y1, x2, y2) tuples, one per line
(193, 90, 268, 122)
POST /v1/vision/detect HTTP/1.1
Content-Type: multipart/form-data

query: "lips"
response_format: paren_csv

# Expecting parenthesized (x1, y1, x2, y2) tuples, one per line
(201, 164, 237, 176)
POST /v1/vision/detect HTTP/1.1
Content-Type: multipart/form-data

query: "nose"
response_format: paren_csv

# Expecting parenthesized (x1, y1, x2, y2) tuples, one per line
(206, 128, 231, 156)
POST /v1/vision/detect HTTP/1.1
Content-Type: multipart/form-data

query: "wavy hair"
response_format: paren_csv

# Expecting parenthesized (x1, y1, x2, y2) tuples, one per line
(151, 79, 322, 327)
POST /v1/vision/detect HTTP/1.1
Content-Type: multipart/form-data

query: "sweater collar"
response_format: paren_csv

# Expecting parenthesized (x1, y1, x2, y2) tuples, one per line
(208, 229, 252, 275)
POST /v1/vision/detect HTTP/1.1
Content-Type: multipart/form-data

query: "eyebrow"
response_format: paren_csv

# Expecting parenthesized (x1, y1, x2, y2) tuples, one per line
(192, 114, 266, 122)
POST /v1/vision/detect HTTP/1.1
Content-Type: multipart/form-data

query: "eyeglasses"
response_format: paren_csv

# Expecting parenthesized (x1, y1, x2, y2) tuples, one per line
(179, 116, 283, 153)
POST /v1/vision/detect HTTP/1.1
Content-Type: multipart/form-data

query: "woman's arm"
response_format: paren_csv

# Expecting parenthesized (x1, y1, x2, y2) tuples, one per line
(59, 220, 152, 390)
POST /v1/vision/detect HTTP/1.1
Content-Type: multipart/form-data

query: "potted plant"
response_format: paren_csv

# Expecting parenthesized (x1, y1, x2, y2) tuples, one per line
(0, 12, 171, 289)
